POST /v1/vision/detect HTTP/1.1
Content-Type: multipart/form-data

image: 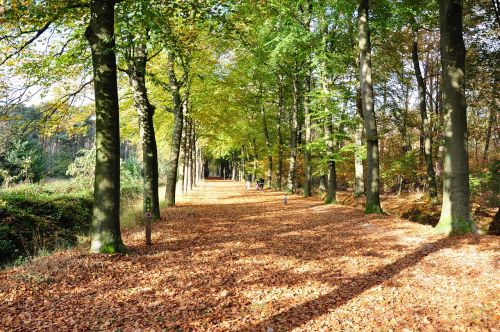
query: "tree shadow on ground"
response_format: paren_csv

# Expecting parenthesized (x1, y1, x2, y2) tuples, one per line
(242, 236, 454, 331)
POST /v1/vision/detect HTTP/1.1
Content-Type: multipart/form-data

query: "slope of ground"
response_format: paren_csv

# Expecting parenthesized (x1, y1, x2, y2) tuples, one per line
(1, 180, 499, 331)
(335, 191, 497, 231)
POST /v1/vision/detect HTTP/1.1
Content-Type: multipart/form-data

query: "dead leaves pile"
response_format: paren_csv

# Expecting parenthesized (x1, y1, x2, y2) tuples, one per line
(1, 180, 499, 331)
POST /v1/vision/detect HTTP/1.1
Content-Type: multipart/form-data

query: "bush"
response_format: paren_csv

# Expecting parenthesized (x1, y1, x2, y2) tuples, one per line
(470, 159, 499, 207)
(66, 148, 95, 188)
(66, 148, 143, 201)
(0, 138, 45, 186)
(382, 150, 420, 193)
(0, 190, 93, 267)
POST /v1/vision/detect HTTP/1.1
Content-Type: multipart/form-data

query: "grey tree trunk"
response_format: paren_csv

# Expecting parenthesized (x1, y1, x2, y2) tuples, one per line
(303, 73, 312, 197)
(277, 77, 284, 191)
(125, 31, 160, 221)
(260, 104, 273, 188)
(412, 26, 438, 203)
(324, 115, 337, 204)
(86, 0, 126, 253)
(251, 138, 257, 182)
(164, 51, 184, 206)
(435, 0, 476, 234)
(184, 118, 193, 192)
(483, 82, 497, 161)
(192, 131, 197, 187)
(287, 75, 299, 193)
(179, 109, 187, 193)
(354, 120, 365, 197)
(358, 0, 383, 214)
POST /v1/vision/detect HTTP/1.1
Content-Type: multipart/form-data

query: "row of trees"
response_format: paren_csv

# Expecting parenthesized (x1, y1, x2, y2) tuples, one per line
(1, 0, 497, 252)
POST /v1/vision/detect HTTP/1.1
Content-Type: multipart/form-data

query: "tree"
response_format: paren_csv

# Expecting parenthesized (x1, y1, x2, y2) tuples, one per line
(434, 0, 476, 234)
(85, 0, 126, 253)
(164, 51, 184, 206)
(412, 25, 438, 204)
(358, 0, 383, 214)
(354, 90, 365, 198)
(123, 28, 160, 220)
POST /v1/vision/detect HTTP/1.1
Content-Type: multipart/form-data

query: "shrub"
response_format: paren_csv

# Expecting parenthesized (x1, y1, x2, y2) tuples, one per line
(0, 138, 45, 186)
(0, 190, 93, 267)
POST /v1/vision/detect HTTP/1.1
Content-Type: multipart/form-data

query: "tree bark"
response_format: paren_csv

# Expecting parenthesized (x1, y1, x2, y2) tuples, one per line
(354, 124, 365, 198)
(354, 87, 365, 198)
(251, 138, 257, 182)
(184, 118, 193, 192)
(483, 83, 497, 161)
(260, 102, 273, 188)
(412, 26, 438, 203)
(164, 51, 184, 206)
(125, 31, 160, 221)
(86, 0, 126, 253)
(488, 207, 500, 235)
(324, 115, 337, 204)
(358, 0, 383, 214)
(277, 77, 284, 191)
(287, 74, 299, 193)
(191, 130, 197, 187)
(303, 73, 312, 197)
(179, 108, 187, 193)
(435, 0, 476, 234)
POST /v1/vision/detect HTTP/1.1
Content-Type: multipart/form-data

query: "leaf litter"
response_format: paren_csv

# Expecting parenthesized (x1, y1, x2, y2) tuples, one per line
(0, 180, 498, 331)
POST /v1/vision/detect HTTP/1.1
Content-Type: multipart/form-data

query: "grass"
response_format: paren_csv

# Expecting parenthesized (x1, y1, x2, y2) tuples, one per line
(0, 178, 152, 268)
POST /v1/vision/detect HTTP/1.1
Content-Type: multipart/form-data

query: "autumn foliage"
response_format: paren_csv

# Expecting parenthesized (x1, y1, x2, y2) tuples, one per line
(1, 180, 499, 331)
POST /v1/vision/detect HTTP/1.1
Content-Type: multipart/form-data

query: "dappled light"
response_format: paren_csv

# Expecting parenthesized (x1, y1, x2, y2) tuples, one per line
(0, 0, 498, 330)
(1, 181, 498, 330)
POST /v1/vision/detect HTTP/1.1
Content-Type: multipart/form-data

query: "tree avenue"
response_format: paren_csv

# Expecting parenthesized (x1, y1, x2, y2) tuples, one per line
(1, 0, 498, 263)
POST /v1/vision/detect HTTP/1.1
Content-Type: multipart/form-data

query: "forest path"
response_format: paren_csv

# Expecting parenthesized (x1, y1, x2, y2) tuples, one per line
(1, 180, 499, 331)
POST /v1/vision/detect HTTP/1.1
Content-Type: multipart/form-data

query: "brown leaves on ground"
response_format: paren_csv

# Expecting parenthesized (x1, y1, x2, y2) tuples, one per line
(1, 180, 499, 331)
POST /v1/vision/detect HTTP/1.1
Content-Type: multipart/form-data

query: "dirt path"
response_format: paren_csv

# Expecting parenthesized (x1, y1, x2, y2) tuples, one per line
(1, 180, 499, 331)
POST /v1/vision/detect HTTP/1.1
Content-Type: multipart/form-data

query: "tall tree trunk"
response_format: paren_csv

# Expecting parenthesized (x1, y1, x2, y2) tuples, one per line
(179, 111, 187, 193)
(358, 0, 383, 214)
(260, 103, 273, 188)
(412, 26, 438, 203)
(192, 130, 197, 187)
(436, 73, 444, 178)
(231, 152, 237, 181)
(86, 0, 126, 253)
(252, 138, 257, 182)
(287, 74, 299, 193)
(125, 31, 160, 220)
(325, 115, 337, 204)
(354, 87, 365, 199)
(483, 81, 497, 161)
(354, 121, 365, 197)
(277, 77, 284, 191)
(164, 51, 184, 206)
(303, 73, 312, 197)
(184, 118, 193, 192)
(435, 0, 476, 234)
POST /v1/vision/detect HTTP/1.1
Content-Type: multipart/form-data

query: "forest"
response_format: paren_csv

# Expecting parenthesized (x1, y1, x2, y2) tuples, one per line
(0, 0, 499, 331)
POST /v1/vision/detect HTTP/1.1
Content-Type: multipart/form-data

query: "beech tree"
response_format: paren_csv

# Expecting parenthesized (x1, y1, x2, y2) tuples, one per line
(86, 0, 126, 253)
(434, 0, 476, 234)
(358, 0, 383, 214)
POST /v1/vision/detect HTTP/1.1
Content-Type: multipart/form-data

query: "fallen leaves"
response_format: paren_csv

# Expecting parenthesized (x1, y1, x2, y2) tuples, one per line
(0, 180, 499, 331)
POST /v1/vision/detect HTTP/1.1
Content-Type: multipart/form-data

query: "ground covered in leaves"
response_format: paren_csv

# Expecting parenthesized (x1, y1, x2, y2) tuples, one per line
(1, 180, 499, 331)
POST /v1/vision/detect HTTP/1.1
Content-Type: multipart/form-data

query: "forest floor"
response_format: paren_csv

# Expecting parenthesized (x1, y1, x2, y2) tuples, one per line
(1, 180, 499, 331)
(335, 191, 497, 232)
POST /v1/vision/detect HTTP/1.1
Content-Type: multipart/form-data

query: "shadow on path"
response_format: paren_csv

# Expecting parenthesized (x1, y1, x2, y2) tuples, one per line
(243, 236, 453, 331)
